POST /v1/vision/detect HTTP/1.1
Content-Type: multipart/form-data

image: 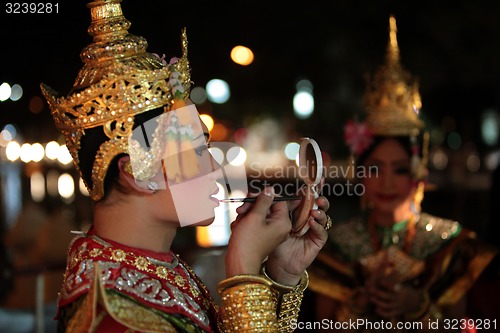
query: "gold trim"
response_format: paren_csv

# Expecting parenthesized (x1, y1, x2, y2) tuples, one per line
(437, 243, 497, 307)
(41, 0, 191, 201)
(66, 270, 98, 333)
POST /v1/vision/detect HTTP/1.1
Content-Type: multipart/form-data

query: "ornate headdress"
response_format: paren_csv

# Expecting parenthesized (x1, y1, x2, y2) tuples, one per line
(344, 15, 429, 181)
(363, 16, 423, 137)
(40, 0, 191, 200)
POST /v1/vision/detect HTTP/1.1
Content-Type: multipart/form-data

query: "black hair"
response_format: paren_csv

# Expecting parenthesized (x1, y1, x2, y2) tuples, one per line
(78, 106, 165, 201)
(356, 135, 420, 167)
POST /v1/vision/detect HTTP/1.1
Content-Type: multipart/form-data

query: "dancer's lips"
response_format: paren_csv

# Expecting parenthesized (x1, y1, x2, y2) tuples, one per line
(209, 186, 220, 206)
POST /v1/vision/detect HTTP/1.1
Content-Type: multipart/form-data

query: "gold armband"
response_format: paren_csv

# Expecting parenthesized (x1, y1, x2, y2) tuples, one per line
(217, 275, 279, 332)
(261, 266, 309, 333)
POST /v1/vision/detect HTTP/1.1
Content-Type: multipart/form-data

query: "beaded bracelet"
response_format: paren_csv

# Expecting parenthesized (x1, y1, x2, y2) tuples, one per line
(260, 264, 309, 333)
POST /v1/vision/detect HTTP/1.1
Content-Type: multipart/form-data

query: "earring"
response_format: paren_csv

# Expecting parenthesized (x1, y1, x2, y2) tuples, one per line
(147, 181, 159, 194)
(124, 161, 134, 175)
(413, 181, 425, 213)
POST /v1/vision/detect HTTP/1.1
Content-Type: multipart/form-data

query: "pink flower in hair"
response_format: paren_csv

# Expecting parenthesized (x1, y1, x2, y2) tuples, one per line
(344, 120, 374, 155)
(152, 53, 167, 65)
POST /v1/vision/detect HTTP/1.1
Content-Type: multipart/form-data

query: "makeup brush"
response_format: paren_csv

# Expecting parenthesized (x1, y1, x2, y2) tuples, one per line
(219, 196, 301, 203)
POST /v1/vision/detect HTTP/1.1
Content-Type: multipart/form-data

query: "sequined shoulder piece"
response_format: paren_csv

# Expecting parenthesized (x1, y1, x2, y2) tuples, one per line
(94, 264, 180, 333)
(59, 234, 214, 333)
(66, 266, 98, 333)
(329, 216, 373, 261)
(411, 213, 462, 259)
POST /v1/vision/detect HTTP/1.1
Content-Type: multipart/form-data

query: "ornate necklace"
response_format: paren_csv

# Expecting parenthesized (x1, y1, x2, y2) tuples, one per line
(368, 213, 416, 254)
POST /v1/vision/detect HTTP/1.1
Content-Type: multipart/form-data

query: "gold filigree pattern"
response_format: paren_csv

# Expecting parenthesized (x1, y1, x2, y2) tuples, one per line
(156, 266, 169, 279)
(104, 292, 179, 332)
(175, 275, 186, 288)
(134, 256, 149, 271)
(111, 249, 126, 262)
(40, 0, 191, 201)
(219, 281, 279, 332)
(261, 267, 309, 333)
(83, 236, 180, 278)
(364, 15, 423, 137)
(60, 233, 215, 331)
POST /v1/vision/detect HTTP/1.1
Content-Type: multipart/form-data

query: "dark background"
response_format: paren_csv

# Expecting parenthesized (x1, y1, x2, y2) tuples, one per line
(0, 0, 499, 243)
(1, 1, 499, 145)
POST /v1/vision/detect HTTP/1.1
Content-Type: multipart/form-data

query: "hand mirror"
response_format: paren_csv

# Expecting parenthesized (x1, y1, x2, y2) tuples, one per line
(291, 137, 323, 236)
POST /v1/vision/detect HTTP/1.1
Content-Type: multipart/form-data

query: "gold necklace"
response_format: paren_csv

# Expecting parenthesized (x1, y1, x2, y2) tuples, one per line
(368, 213, 415, 253)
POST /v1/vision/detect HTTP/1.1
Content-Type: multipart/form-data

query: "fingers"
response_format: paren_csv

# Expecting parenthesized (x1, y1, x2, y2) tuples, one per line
(306, 216, 329, 245)
(370, 287, 399, 317)
(226, 187, 290, 276)
(235, 193, 259, 215)
(311, 194, 330, 230)
(369, 282, 416, 319)
(377, 273, 399, 290)
(308, 209, 328, 230)
(244, 187, 275, 220)
(316, 195, 330, 212)
(236, 188, 289, 221)
(235, 188, 275, 216)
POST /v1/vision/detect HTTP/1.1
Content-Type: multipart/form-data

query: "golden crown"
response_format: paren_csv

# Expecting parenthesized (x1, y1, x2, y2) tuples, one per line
(364, 15, 424, 137)
(345, 16, 429, 182)
(40, 0, 191, 201)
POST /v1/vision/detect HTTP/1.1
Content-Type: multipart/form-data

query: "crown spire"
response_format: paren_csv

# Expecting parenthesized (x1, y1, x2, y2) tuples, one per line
(387, 15, 400, 65)
(73, 0, 162, 92)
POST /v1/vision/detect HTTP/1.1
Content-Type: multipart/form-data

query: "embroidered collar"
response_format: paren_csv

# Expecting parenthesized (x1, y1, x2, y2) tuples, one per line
(59, 229, 216, 332)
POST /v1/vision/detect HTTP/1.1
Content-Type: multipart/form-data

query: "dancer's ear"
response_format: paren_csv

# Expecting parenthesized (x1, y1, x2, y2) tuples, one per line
(117, 155, 155, 194)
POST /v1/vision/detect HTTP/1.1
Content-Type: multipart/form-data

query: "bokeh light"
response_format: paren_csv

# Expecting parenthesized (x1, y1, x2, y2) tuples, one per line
(29, 96, 44, 114)
(30, 171, 45, 202)
(30, 143, 45, 162)
(447, 132, 462, 150)
(10, 84, 23, 101)
(293, 90, 314, 119)
(0, 82, 12, 101)
(209, 146, 224, 165)
(200, 114, 214, 131)
(226, 146, 246, 166)
(6, 141, 21, 161)
(284, 142, 300, 160)
(58, 173, 75, 200)
(206, 79, 230, 104)
(190, 86, 208, 104)
(45, 141, 60, 160)
(57, 145, 73, 165)
(230, 45, 254, 66)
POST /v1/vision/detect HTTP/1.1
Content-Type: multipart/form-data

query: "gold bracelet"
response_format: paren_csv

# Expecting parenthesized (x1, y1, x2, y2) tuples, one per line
(260, 264, 309, 333)
(217, 274, 272, 294)
(261, 264, 309, 293)
(278, 276, 308, 333)
(218, 275, 279, 332)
